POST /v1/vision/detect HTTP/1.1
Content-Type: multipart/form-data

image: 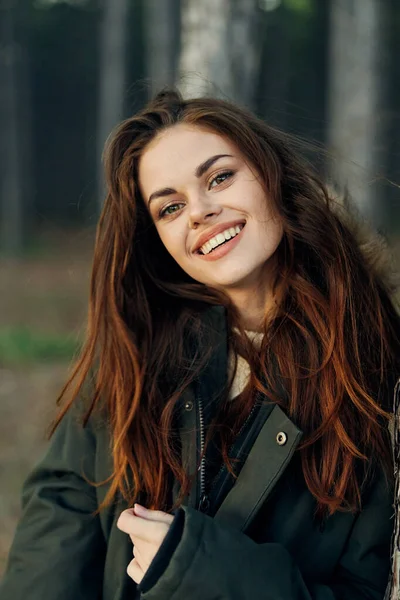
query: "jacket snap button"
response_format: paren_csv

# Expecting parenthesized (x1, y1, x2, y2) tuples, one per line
(184, 400, 194, 411)
(276, 431, 287, 446)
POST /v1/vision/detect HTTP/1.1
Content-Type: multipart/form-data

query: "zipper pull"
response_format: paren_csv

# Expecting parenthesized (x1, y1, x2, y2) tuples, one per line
(198, 494, 210, 514)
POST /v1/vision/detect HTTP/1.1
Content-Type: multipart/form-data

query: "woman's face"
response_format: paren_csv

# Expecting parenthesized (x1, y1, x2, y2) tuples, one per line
(139, 124, 283, 294)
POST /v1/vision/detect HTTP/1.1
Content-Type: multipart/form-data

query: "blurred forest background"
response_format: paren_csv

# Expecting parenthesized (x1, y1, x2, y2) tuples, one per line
(1, 0, 400, 574)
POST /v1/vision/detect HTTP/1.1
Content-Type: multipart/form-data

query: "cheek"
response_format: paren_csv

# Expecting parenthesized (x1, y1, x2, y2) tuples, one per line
(264, 218, 283, 251)
(244, 181, 273, 218)
(272, 222, 284, 252)
(270, 215, 283, 236)
(255, 192, 282, 239)
(157, 228, 187, 264)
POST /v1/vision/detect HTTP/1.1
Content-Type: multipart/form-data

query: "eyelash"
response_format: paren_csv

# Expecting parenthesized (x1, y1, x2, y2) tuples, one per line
(158, 170, 235, 219)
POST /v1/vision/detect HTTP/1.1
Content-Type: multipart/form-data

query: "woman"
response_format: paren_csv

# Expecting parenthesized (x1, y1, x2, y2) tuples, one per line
(1, 89, 400, 600)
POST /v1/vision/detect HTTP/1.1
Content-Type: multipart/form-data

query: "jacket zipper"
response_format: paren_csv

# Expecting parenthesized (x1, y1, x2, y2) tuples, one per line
(197, 395, 210, 512)
(207, 398, 260, 502)
(197, 394, 260, 514)
(235, 396, 260, 438)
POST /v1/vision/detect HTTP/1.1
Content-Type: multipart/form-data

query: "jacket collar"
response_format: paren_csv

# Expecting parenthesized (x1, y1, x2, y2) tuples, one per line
(215, 403, 302, 531)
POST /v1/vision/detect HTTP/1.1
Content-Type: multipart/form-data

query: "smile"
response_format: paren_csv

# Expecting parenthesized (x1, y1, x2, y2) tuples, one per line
(199, 224, 244, 255)
(196, 223, 245, 261)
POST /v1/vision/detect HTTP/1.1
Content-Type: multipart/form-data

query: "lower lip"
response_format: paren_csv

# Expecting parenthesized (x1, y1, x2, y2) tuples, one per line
(196, 226, 245, 261)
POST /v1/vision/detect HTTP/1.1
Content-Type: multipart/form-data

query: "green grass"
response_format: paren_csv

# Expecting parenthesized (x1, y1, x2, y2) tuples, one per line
(0, 327, 81, 364)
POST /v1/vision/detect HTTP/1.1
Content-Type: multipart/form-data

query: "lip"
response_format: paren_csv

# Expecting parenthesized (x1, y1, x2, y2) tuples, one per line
(196, 224, 245, 262)
(191, 219, 246, 254)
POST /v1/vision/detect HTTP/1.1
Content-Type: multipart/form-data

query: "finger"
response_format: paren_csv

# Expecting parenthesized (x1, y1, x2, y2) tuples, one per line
(131, 538, 158, 565)
(117, 509, 136, 534)
(132, 543, 152, 572)
(127, 557, 144, 585)
(131, 537, 154, 554)
(118, 510, 169, 543)
(134, 504, 174, 525)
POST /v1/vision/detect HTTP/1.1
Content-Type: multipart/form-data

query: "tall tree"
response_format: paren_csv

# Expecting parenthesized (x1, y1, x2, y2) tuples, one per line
(0, 0, 24, 255)
(327, 0, 388, 223)
(96, 0, 129, 212)
(230, 0, 261, 107)
(144, 0, 179, 96)
(257, 2, 290, 128)
(178, 0, 261, 107)
(178, 0, 232, 98)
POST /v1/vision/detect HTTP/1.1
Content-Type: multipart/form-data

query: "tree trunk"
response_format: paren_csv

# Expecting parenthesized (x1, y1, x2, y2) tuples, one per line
(144, 0, 179, 96)
(178, 0, 260, 107)
(257, 3, 290, 127)
(230, 0, 261, 108)
(327, 0, 387, 223)
(178, 0, 232, 98)
(96, 0, 129, 212)
(0, 0, 24, 255)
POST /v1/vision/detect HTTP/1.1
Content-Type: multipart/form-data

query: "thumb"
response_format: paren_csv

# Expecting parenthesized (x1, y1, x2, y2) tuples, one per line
(133, 504, 173, 524)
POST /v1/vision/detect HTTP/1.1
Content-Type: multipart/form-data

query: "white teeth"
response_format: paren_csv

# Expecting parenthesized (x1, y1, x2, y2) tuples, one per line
(199, 224, 245, 255)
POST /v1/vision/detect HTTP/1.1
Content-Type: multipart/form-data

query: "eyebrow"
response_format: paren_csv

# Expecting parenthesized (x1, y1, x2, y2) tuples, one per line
(147, 153, 233, 205)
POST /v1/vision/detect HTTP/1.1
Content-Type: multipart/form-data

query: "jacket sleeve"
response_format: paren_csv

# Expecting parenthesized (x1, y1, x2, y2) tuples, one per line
(141, 467, 393, 600)
(0, 406, 106, 600)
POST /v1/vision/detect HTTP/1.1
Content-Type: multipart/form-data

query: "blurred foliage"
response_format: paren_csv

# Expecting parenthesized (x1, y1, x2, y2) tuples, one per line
(284, 0, 312, 14)
(0, 326, 80, 364)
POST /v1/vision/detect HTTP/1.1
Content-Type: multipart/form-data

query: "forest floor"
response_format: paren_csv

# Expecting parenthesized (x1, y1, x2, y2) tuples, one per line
(0, 229, 93, 575)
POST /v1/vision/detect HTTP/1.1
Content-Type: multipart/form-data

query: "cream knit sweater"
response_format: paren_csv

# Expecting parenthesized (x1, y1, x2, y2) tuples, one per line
(228, 330, 263, 399)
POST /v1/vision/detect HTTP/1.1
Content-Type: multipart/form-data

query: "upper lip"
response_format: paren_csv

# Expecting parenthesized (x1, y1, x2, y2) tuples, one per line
(192, 219, 246, 253)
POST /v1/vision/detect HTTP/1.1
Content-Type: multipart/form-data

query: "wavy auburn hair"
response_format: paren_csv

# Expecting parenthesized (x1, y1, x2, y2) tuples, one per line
(53, 89, 400, 517)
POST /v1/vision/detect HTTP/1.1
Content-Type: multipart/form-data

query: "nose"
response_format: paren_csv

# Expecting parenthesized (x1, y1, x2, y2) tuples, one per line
(188, 194, 222, 229)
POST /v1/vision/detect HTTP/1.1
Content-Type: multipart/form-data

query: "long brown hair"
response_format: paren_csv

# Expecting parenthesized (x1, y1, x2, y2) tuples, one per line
(52, 88, 400, 516)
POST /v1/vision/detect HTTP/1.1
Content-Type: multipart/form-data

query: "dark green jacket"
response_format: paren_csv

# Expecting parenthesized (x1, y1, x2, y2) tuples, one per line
(0, 308, 396, 600)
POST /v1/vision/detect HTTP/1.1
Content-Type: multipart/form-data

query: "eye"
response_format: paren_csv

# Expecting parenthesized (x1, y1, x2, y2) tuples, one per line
(209, 170, 235, 190)
(159, 202, 184, 219)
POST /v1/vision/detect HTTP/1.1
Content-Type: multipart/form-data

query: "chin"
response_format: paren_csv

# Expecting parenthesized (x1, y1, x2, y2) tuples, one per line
(206, 272, 257, 291)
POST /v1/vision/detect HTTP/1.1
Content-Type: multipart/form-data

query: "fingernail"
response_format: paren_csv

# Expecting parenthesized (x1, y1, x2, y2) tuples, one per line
(134, 503, 147, 514)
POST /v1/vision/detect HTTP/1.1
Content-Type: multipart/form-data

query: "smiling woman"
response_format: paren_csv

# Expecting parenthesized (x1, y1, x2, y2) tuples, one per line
(138, 124, 283, 326)
(2, 88, 400, 600)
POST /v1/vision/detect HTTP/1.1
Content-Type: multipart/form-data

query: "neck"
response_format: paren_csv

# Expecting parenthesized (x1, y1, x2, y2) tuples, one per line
(219, 260, 278, 331)
(228, 284, 275, 332)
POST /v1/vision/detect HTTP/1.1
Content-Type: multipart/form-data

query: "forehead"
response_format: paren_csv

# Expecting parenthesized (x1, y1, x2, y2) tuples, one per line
(138, 124, 238, 191)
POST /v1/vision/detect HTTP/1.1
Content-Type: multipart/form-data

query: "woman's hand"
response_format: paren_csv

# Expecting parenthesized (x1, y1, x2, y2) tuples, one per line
(117, 504, 174, 585)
